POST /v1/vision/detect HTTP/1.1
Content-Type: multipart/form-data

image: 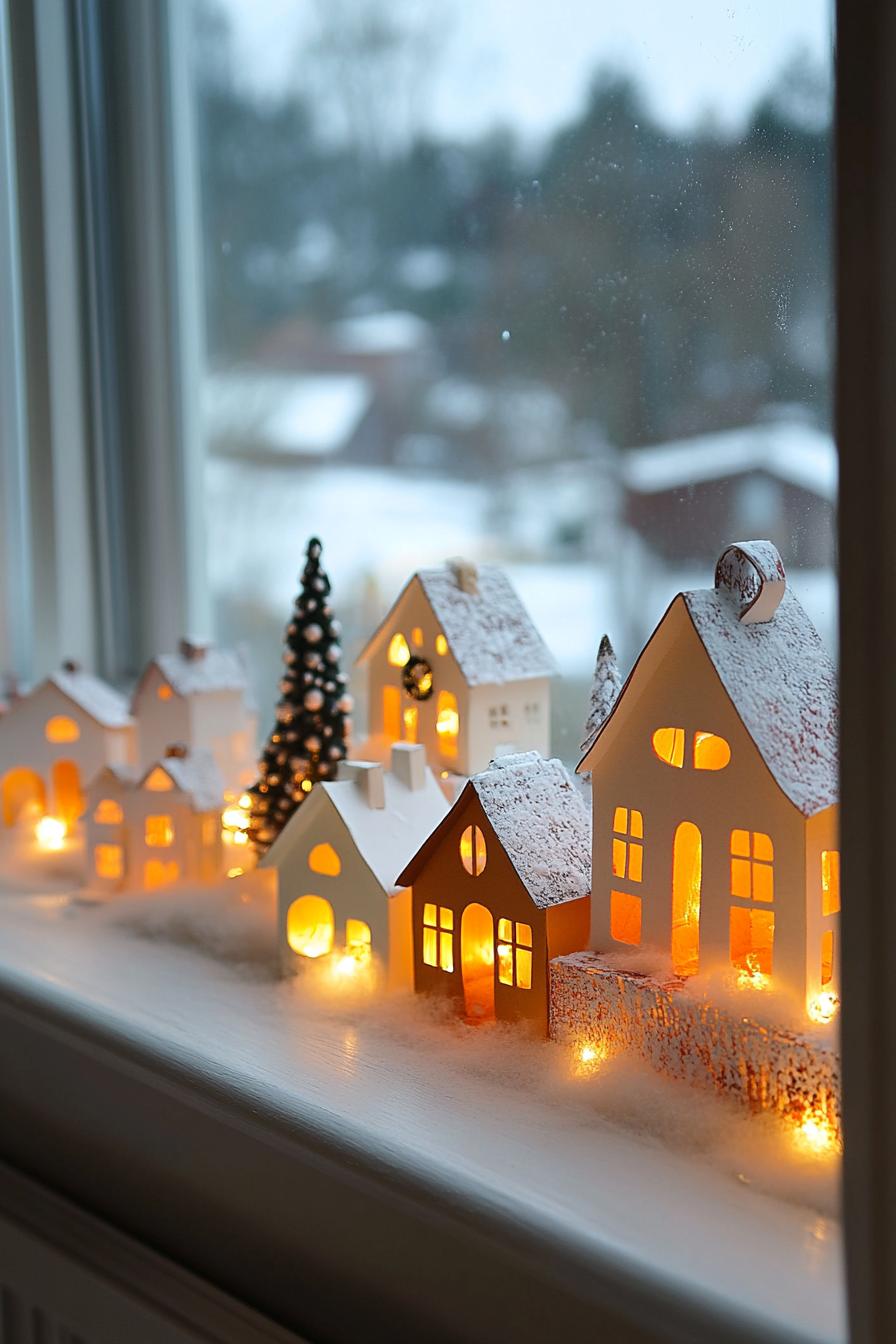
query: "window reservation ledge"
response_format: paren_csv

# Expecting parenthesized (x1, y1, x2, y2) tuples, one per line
(0, 899, 843, 1344)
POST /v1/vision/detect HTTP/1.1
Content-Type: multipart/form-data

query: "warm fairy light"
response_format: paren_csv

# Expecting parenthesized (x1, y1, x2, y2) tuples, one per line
(301, 779, 313, 793)
(221, 792, 252, 847)
(793, 1107, 841, 1156)
(580, 1045, 598, 1062)
(573, 1041, 607, 1075)
(436, 707, 459, 737)
(736, 952, 770, 991)
(227, 866, 244, 878)
(334, 954, 359, 978)
(807, 991, 840, 1024)
(35, 816, 66, 851)
(387, 632, 410, 667)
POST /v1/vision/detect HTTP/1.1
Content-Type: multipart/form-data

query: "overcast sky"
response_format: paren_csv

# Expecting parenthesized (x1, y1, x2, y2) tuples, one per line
(217, 0, 833, 138)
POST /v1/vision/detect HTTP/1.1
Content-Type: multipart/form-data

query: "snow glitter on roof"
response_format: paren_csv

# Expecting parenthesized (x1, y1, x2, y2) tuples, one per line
(152, 648, 249, 699)
(48, 669, 132, 729)
(471, 753, 591, 908)
(140, 750, 225, 813)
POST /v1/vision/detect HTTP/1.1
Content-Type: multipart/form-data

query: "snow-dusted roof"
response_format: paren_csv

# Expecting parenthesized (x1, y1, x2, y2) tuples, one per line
(264, 757, 448, 894)
(331, 310, 430, 355)
(86, 763, 140, 793)
(358, 564, 556, 687)
(399, 753, 590, 909)
(621, 418, 836, 503)
(204, 370, 371, 457)
(47, 669, 133, 729)
(139, 750, 224, 813)
(135, 647, 249, 705)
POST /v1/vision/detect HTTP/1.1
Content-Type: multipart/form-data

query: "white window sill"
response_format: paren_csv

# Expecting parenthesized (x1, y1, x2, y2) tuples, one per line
(0, 888, 845, 1344)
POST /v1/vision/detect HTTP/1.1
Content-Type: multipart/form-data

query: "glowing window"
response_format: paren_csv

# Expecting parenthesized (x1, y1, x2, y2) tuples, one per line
(423, 903, 454, 972)
(144, 767, 174, 791)
(382, 684, 401, 739)
(821, 929, 834, 985)
(821, 850, 840, 916)
(387, 632, 410, 667)
(346, 918, 372, 964)
(309, 843, 341, 876)
(94, 798, 123, 825)
(652, 727, 684, 768)
(157, 684, 173, 701)
(411, 626, 423, 647)
(145, 814, 174, 847)
(287, 895, 335, 958)
(693, 732, 731, 770)
(435, 634, 448, 656)
(611, 890, 642, 945)
(730, 906, 775, 977)
(202, 815, 218, 847)
(94, 844, 123, 879)
(403, 706, 418, 742)
(611, 807, 643, 882)
(672, 821, 702, 977)
(460, 824, 487, 876)
(436, 691, 459, 758)
(730, 829, 774, 902)
(497, 918, 532, 988)
(144, 859, 179, 888)
(45, 715, 80, 744)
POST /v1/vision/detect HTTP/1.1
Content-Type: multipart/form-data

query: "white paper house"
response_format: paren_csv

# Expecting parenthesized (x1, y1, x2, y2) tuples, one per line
(0, 662, 135, 828)
(263, 743, 448, 985)
(131, 640, 257, 789)
(355, 561, 556, 778)
(84, 746, 225, 893)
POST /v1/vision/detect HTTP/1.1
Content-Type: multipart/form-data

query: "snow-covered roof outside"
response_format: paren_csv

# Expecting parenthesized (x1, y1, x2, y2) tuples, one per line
(148, 648, 250, 700)
(683, 580, 838, 816)
(472, 753, 591, 908)
(622, 418, 836, 502)
(47, 669, 133, 730)
(203, 370, 371, 457)
(331, 310, 431, 355)
(139, 750, 225, 813)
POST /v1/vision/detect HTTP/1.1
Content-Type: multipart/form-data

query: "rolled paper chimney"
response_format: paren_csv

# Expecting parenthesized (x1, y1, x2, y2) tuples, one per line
(447, 557, 478, 595)
(179, 638, 208, 662)
(338, 760, 386, 809)
(62, 658, 81, 674)
(390, 742, 426, 791)
(714, 540, 786, 624)
(164, 742, 189, 759)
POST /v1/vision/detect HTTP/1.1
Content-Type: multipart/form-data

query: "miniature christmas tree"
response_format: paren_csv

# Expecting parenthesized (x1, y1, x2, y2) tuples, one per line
(248, 538, 352, 854)
(580, 634, 621, 753)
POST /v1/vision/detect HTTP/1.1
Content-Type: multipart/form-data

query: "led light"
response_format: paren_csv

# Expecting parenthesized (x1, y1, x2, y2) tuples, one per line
(794, 1108, 840, 1155)
(35, 816, 66, 851)
(807, 991, 840, 1024)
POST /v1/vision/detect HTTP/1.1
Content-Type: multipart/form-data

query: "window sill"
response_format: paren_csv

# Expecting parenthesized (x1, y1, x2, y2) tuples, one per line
(0, 891, 844, 1344)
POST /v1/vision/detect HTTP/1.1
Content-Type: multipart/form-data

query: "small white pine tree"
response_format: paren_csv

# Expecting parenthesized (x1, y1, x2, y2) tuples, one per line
(581, 634, 621, 753)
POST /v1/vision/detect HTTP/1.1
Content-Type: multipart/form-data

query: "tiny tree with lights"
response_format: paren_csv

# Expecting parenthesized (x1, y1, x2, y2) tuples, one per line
(248, 538, 352, 855)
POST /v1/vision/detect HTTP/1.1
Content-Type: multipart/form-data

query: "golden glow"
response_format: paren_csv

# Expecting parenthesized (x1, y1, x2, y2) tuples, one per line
(227, 866, 244, 878)
(36, 816, 66, 851)
(301, 779, 313, 793)
(52, 759, 83, 827)
(345, 918, 372, 964)
(94, 843, 123, 879)
(45, 715, 80, 744)
(693, 732, 731, 770)
(672, 821, 701, 977)
(730, 907, 774, 976)
(497, 941, 513, 985)
(730, 829, 774, 902)
(2, 767, 46, 825)
(382, 684, 401, 739)
(436, 691, 459, 758)
(808, 991, 840, 1024)
(423, 903, 454, 971)
(821, 850, 840, 916)
(574, 1041, 608, 1075)
(145, 814, 174, 847)
(387, 632, 410, 667)
(736, 951, 770, 991)
(403, 706, 418, 742)
(610, 890, 642, 945)
(652, 726, 684, 767)
(144, 767, 174, 792)
(411, 626, 423, 647)
(143, 859, 179, 888)
(793, 1108, 841, 1156)
(157, 683, 173, 701)
(308, 842, 341, 876)
(820, 929, 834, 986)
(435, 634, 448, 656)
(460, 823, 487, 876)
(287, 895, 335, 958)
(611, 807, 643, 882)
(461, 902, 495, 1020)
(94, 798, 123, 825)
(496, 919, 532, 988)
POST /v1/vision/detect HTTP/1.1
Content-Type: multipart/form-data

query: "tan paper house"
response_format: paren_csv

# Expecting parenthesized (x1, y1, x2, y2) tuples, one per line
(397, 752, 591, 1034)
(263, 743, 448, 985)
(84, 745, 224, 892)
(578, 541, 840, 1021)
(0, 662, 135, 828)
(355, 561, 556, 778)
(131, 640, 257, 789)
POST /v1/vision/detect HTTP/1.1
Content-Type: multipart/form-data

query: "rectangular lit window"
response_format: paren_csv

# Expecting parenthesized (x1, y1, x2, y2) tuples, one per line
(423, 904, 454, 972)
(730, 830, 773, 902)
(496, 919, 532, 988)
(821, 850, 840, 916)
(95, 844, 123, 879)
(145, 814, 174, 847)
(611, 890, 642, 946)
(612, 808, 643, 881)
(729, 906, 775, 976)
(821, 929, 834, 986)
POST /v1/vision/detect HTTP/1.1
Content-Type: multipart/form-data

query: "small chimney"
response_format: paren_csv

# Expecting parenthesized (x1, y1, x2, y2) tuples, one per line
(164, 742, 189, 759)
(338, 760, 386, 809)
(178, 638, 208, 662)
(390, 742, 426, 791)
(715, 541, 786, 624)
(62, 658, 81, 674)
(447, 557, 478, 596)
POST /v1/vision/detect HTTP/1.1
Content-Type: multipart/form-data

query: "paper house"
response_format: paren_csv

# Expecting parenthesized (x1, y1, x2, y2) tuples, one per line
(396, 752, 591, 1033)
(0, 661, 135, 828)
(131, 640, 257, 789)
(84, 745, 225, 892)
(263, 743, 448, 984)
(578, 541, 839, 1021)
(355, 560, 556, 778)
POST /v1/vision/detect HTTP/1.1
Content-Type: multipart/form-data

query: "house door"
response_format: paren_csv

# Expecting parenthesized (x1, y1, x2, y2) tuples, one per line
(52, 760, 83, 828)
(383, 685, 401, 740)
(671, 821, 702, 977)
(461, 902, 495, 1021)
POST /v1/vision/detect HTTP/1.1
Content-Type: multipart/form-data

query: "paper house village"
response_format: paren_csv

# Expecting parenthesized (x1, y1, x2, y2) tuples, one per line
(0, 536, 841, 1146)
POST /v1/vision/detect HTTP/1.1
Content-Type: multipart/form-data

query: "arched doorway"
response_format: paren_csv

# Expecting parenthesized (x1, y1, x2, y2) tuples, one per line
(1, 768, 45, 825)
(52, 760, 83, 828)
(461, 902, 495, 1021)
(287, 895, 335, 959)
(671, 821, 702, 977)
